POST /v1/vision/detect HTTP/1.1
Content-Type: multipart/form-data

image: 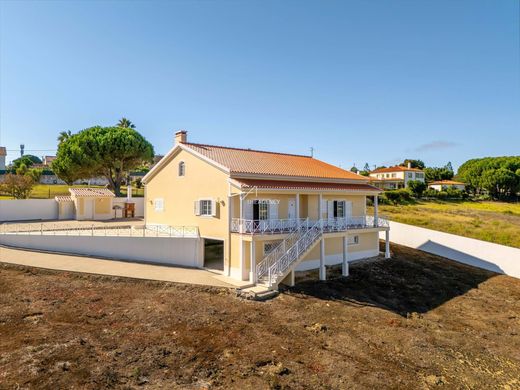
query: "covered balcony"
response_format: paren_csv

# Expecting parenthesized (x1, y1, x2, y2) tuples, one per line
(230, 215, 389, 235)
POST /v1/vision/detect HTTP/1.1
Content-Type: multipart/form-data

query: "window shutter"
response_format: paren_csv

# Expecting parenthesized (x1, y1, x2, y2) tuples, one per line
(345, 201, 352, 217)
(211, 199, 217, 217)
(245, 201, 253, 220)
(194, 200, 200, 216)
(269, 201, 278, 220)
(327, 201, 334, 219)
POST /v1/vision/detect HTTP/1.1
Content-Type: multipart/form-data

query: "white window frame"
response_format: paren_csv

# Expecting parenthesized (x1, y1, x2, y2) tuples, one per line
(348, 235, 359, 245)
(200, 199, 212, 216)
(154, 198, 164, 212)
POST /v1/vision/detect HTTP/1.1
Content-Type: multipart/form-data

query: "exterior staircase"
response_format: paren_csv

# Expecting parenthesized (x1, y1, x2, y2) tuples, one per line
(255, 219, 323, 289)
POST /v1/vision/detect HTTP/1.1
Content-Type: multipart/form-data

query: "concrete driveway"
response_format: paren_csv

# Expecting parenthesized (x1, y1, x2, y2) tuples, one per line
(0, 245, 250, 289)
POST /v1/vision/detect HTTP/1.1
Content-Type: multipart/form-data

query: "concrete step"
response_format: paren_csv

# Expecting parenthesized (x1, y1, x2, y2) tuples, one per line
(237, 285, 278, 301)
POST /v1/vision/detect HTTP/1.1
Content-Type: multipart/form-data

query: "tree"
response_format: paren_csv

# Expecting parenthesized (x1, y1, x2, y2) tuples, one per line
(363, 163, 370, 172)
(117, 117, 136, 129)
(424, 166, 454, 182)
(350, 165, 358, 173)
(52, 126, 154, 196)
(400, 159, 425, 169)
(57, 130, 72, 144)
(0, 174, 35, 199)
(407, 180, 427, 198)
(11, 155, 42, 169)
(458, 156, 520, 199)
(26, 168, 43, 183)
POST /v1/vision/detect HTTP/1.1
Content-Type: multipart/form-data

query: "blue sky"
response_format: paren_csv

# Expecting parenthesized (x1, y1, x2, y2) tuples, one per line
(1, 0, 519, 171)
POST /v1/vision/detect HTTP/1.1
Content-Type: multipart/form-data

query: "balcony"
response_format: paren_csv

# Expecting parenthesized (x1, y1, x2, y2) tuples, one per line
(231, 216, 389, 235)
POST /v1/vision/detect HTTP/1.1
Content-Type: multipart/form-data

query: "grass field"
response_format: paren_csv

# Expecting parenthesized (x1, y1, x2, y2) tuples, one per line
(370, 200, 520, 248)
(0, 184, 144, 199)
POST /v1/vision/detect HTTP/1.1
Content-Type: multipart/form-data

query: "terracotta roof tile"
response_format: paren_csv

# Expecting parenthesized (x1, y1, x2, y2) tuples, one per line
(55, 195, 73, 202)
(69, 188, 115, 197)
(429, 180, 465, 185)
(183, 142, 364, 181)
(235, 179, 381, 192)
(370, 166, 423, 173)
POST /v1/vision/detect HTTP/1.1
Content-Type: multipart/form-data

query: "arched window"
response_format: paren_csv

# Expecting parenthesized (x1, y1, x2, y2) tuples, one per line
(178, 161, 185, 176)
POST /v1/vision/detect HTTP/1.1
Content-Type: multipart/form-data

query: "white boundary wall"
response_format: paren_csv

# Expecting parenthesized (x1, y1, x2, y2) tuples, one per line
(0, 234, 203, 268)
(0, 198, 144, 221)
(381, 221, 520, 278)
(0, 199, 58, 222)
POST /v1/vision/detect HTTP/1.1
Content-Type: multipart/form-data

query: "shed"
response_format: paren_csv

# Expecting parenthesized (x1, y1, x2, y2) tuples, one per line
(68, 188, 115, 220)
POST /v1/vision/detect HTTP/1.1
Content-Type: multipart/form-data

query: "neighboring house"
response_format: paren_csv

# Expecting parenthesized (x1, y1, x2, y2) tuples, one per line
(56, 188, 115, 220)
(42, 155, 56, 166)
(142, 131, 390, 288)
(0, 146, 6, 171)
(429, 180, 466, 192)
(369, 163, 425, 190)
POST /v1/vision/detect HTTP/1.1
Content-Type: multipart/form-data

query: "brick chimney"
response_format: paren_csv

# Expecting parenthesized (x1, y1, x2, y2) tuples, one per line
(175, 130, 187, 145)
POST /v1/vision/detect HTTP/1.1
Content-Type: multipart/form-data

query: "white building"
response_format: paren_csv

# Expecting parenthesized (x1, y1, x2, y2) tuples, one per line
(368, 163, 425, 190)
(429, 180, 466, 191)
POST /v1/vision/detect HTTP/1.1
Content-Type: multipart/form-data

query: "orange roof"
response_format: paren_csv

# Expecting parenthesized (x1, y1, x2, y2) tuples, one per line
(69, 188, 115, 197)
(183, 142, 364, 181)
(370, 166, 423, 173)
(429, 180, 465, 185)
(235, 179, 380, 192)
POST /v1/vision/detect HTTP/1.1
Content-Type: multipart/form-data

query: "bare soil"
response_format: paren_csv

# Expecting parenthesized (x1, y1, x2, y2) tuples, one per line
(1, 243, 519, 389)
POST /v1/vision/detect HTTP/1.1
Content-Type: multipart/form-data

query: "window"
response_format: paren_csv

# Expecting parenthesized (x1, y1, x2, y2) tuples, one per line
(348, 235, 359, 245)
(391, 173, 396, 178)
(408, 172, 413, 178)
(154, 198, 164, 212)
(416, 173, 424, 179)
(258, 202, 269, 220)
(178, 161, 185, 176)
(333, 200, 345, 218)
(264, 241, 282, 255)
(200, 200, 212, 216)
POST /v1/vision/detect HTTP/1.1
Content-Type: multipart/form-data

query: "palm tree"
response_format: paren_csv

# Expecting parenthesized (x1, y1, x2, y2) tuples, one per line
(117, 117, 136, 129)
(57, 130, 72, 144)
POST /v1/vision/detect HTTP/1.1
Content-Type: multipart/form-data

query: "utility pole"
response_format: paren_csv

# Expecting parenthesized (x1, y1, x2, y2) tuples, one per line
(20, 144, 25, 157)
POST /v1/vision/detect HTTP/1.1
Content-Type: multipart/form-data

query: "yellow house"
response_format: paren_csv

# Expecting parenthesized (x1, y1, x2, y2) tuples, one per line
(143, 131, 390, 289)
(56, 188, 115, 220)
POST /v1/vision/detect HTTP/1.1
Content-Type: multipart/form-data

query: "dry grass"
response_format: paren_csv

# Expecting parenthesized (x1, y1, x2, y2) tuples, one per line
(370, 200, 520, 248)
(0, 184, 144, 199)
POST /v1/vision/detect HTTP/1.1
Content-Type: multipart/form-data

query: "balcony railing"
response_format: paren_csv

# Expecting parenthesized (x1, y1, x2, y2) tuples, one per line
(231, 216, 388, 235)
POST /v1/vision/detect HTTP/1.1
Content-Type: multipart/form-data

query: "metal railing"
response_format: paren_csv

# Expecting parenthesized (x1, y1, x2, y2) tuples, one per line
(257, 220, 323, 287)
(231, 218, 308, 234)
(0, 223, 199, 238)
(232, 215, 388, 235)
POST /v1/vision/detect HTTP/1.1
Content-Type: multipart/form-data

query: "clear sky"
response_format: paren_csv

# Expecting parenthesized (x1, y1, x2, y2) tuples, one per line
(1, 0, 519, 171)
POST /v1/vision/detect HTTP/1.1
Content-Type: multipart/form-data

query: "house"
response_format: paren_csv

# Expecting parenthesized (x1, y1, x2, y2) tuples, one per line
(0, 146, 6, 171)
(142, 131, 390, 289)
(429, 180, 466, 192)
(56, 188, 115, 220)
(369, 163, 425, 190)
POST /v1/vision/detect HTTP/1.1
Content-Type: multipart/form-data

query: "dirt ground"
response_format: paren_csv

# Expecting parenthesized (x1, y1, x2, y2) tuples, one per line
(1, 243, 519, 389)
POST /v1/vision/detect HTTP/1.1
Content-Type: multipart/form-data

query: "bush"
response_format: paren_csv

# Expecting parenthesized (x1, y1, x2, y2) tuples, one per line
(382, 189, 414, 204)
(407, 180, 427, 198)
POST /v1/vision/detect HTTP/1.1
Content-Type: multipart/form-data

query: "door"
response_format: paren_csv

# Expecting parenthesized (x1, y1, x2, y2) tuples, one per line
(288, 198, 296, 220)
(84, 199, 94, 220)
(203, 239, 224, 271)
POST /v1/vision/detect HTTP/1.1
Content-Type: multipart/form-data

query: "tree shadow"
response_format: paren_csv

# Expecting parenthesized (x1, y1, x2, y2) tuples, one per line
(285, 242, 499, 317)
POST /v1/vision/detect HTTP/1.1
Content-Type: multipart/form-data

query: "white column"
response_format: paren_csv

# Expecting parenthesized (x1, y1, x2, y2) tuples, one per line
(249, 240, 256, 283)
(319, 238, 326, 280)
(374, 195, 379, 227)
(289, 269, 295, 287)
(385, 230, 390, 259)
(342, 235, 349, 276)
(318, 193, 323, 226)
(241, 240, 247, 280)
(296, 193, 300, 221)
(239, 194, 244, 233)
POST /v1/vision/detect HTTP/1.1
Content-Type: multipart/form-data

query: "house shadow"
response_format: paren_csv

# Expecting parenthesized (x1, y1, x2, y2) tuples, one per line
(284, 242, 501, 317)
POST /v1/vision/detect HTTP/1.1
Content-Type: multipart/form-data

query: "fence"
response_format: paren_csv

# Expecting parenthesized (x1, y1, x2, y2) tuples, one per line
(381, 221, 520, 278)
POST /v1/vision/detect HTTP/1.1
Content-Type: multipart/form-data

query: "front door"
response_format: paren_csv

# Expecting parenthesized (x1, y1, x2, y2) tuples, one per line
(288, 198, 296, 220)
